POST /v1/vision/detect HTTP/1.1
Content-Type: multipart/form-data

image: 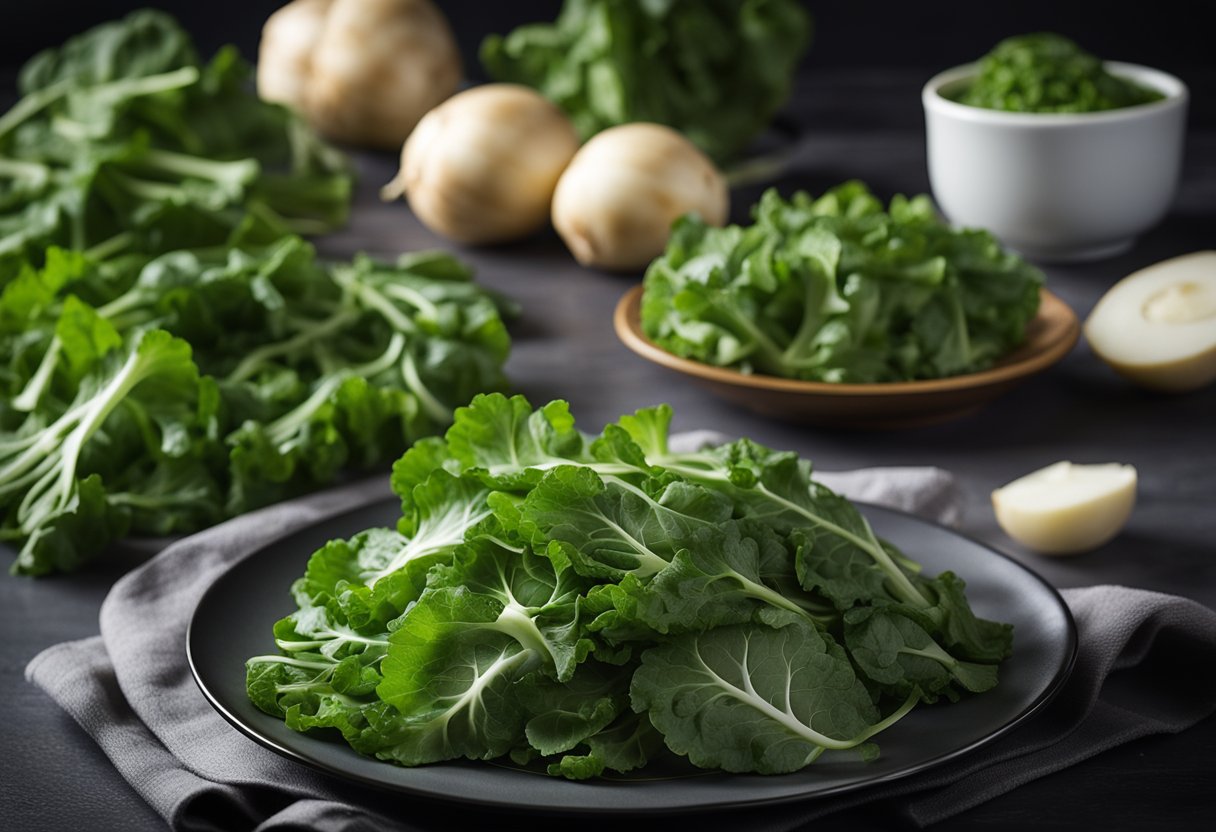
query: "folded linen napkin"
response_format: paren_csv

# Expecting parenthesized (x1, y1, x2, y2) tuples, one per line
(25, 451, 1216, 832)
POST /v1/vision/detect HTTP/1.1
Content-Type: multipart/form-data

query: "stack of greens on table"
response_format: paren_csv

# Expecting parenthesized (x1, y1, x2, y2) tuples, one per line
(246, 393, 1013, 779)
(481, 0, 812, 162)
(0, 9, 351, 284)
(952, 33, 1164, 113)
(0, 11, 512, 576)
(0, 239, 511, 576)
(642, 181, 1044, 383)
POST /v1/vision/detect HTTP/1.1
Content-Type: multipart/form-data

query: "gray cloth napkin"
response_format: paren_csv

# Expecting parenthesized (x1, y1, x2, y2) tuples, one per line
(25, 457, 1216, 832)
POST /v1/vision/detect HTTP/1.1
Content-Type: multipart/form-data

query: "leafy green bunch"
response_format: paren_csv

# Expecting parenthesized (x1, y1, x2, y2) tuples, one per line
(0, 9, 352, 285)
(247, 393, 1012, 779)
(0, 239, 511, 575)
(954, 33, 1165, 113)
(481, 0, 812, 162)
(641, 181, 1044, 383)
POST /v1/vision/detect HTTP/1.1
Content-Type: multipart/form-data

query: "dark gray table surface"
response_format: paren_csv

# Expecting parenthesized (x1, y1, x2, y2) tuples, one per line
(2, 68, 1214, 832)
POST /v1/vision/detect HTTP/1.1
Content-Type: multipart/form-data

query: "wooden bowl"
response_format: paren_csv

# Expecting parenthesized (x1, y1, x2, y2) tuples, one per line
(613, 286, 1080, 429)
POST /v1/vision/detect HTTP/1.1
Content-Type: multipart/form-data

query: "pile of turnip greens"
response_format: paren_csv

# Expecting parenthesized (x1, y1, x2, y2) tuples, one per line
(0, 10, 351, 284)
(642, 181, 1044, 383)
(247, 394, 1012, 778)
(481, 0, 812, 163)
(0, 12, 511, 575)
(0, 239, 510, 576)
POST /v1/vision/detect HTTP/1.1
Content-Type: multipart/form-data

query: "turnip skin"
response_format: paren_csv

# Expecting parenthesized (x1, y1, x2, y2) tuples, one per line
(551, 123, 729, 272)
(258, 0, 461, 150)
(257, 0, 332, 113)
(383, 84, 581, 245)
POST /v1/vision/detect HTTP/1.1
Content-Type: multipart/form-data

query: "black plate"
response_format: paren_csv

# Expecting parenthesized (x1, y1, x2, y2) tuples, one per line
(188, 498, 1077, 813)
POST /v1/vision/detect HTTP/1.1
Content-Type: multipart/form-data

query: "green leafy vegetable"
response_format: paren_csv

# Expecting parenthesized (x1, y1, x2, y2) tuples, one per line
(0, 9, 351, 285)
(480, 0, 812, 162)
(953, 33, 1165, 113)
(247, 394, 1012, 778)
(632, 619, 915, 773)
(0, 11, 512, 576)
(1, 240, 511, 575)
(0, 329, 201, 573)
(641, 181, 1044, 383)
(843, 605, 999, 703)
(545, 710, 665, 779)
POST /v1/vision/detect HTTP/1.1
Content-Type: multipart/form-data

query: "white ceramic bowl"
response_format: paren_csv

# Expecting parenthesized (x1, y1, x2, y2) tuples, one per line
(923, 62, 1188, 262)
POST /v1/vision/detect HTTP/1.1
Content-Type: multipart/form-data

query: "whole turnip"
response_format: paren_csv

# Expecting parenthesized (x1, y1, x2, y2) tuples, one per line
(382, 84, 581, 245)
(257, 0, 461, 149)
(551, 124, 729, 271)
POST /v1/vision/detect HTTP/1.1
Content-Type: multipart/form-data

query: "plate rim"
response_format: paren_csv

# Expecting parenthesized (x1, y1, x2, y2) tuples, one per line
(187, 498, 1078, 815)
(613, 284, 1080, 398)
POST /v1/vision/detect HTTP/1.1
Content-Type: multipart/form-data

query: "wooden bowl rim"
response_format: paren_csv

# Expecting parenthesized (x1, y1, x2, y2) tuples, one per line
(613, 285, 1080, 397)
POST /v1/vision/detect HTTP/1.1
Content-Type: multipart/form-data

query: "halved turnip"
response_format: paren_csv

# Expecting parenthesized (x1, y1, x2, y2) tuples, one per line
(992, 462, 1137, 555)
(1085, 251, 1216, 392)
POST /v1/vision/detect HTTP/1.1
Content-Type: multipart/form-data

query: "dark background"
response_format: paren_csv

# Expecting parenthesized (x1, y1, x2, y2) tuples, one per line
(4, 1, 1213, 79)
(4, 1, 1211, 133)
(2, 4, 1214, 832)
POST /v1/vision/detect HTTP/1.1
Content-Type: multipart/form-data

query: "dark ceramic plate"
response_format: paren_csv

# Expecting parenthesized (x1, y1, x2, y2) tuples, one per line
(188, 498, 1076, 814)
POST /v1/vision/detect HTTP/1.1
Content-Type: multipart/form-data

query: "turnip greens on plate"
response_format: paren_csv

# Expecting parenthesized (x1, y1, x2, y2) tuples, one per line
(242, 394, 1018, 780)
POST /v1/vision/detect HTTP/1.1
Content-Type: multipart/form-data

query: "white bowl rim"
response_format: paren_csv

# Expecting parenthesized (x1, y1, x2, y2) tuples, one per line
(923, 61, 1189, 126)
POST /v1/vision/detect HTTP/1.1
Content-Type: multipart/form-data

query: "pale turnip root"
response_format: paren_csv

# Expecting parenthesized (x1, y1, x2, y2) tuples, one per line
(258, 0, 461, 150)
(551, 124, 728, 271)
(382, 84, 580, 245)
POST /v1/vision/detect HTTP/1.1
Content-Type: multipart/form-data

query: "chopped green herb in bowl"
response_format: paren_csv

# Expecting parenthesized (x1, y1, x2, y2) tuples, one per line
(923, 37, 1187, 261)
(953, 33, 1164, 114)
